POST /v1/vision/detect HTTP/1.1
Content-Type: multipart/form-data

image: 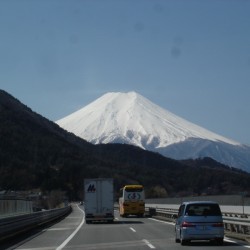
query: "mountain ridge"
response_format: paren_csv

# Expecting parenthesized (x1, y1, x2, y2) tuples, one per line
(56, 91, 250, 172)
(1, 89, 250, 198)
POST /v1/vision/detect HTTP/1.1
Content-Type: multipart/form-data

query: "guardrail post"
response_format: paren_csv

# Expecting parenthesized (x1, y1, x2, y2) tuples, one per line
(241, 225, 248, 234)
(148, 208, 156, 216)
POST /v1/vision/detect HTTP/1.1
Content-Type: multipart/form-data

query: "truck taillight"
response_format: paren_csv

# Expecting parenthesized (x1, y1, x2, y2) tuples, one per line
(181, 221, 195, 228)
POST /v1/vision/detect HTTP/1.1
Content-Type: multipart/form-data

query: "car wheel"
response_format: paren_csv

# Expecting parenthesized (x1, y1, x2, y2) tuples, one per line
(180, 232, 188, 245)
(216, 238, 224, 245)
(181, 239, 188, 245)
(175, 230, 180, 243)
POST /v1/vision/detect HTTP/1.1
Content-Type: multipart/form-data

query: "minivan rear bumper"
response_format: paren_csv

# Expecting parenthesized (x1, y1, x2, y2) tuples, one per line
(182, 227, 224, 241)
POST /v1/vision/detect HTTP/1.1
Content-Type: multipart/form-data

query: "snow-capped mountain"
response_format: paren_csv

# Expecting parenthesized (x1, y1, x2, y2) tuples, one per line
(56, 91, 250, 172)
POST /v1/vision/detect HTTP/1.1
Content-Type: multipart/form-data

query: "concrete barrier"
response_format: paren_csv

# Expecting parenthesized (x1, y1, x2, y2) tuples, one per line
(0, 199, 33, 218)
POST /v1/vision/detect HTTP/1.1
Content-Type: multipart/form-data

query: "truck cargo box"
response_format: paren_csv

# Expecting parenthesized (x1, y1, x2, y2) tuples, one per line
(84, 178, 114, 223)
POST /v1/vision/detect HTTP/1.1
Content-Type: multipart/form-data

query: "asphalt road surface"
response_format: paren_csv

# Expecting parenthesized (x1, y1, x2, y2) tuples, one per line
(4, 203, 250, 250)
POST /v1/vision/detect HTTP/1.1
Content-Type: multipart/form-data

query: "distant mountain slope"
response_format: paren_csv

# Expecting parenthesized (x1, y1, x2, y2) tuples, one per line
(56, 91, 250, 172)
(0, 90, 94, 198)
(0, 90, 92, 150)
(1, 89, 250, 198)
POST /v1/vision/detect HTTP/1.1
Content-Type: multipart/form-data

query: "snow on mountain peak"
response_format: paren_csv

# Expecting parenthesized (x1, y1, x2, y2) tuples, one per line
(56, 91, 239, 148)
(56, 91, 250, 171)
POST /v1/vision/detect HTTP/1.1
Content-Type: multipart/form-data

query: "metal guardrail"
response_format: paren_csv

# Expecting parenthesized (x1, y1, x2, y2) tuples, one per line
(0, 205, 72, 241)
(145, 206, 250, 237)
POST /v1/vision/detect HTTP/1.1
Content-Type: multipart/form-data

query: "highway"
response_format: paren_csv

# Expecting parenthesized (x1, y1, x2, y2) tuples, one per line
(5, 203, 250, 250)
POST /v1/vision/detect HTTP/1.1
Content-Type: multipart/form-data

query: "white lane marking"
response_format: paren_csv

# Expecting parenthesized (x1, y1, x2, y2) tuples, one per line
(56, 205, 85, 250)
(44, 228, 71, 231)
(17, 248, 54, 250)
(148, 218, 175, 225)
(225, 237, 238, 243)
(224, 237, 250, 248)
(142, 239, 156, 249)
(130, 227, 136, 232)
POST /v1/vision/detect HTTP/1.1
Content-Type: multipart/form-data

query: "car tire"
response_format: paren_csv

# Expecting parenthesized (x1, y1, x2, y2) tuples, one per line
(180, 232, 188, 245)
(175, 231, 180, 243)
(181, 239, 188, 245)
(216, 238, 224, 245)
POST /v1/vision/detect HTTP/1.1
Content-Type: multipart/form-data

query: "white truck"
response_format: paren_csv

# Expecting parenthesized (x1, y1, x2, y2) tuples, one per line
(84, 178, 114, 223)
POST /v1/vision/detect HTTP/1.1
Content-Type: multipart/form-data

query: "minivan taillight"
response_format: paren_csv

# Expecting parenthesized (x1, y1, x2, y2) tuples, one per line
(181, 221, 195, 228)
(212, 222, 224, 227)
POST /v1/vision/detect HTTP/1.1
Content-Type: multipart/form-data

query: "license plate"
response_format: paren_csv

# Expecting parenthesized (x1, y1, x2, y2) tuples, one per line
(197, 225, 207, 230)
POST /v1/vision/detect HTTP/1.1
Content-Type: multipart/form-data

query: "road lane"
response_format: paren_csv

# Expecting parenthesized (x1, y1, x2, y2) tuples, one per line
(8, 204, 83, 250)
(65, 211, 147, 249)
(56, 206, 85, 250)
(64, 208, 249, 250)
(4, 204, 250, 250)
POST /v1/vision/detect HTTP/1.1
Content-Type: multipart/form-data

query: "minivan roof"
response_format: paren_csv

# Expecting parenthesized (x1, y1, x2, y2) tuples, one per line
(181, 201, 219, 205)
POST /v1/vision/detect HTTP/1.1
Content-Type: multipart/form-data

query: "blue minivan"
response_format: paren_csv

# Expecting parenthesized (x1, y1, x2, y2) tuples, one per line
(175, 201, 224, 245)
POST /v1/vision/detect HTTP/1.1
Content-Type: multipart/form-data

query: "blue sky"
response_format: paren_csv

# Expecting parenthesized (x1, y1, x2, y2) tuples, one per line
(1, 0, 250, 145)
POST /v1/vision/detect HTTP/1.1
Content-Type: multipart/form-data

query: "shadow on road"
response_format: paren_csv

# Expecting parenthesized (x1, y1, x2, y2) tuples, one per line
(85, 220, 144, 225)
(180, 240, 244, 247)
(0, 216, 67, 250)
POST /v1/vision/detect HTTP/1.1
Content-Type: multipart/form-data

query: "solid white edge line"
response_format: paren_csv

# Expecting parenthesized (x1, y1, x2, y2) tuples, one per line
(56, 205, 85, 250)
(224, 237, 250, 248)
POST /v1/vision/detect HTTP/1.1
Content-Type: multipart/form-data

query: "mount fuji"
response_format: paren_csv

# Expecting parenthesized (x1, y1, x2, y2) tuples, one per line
(56, 91, 250, 172)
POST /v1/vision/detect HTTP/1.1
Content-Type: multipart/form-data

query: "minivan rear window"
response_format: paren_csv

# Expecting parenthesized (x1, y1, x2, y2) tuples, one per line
(185, 203, 222, 216)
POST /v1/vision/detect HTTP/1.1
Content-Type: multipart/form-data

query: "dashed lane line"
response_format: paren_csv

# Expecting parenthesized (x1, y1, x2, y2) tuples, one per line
(148, 217, 175, 225)
(142, 239, 156, 249)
